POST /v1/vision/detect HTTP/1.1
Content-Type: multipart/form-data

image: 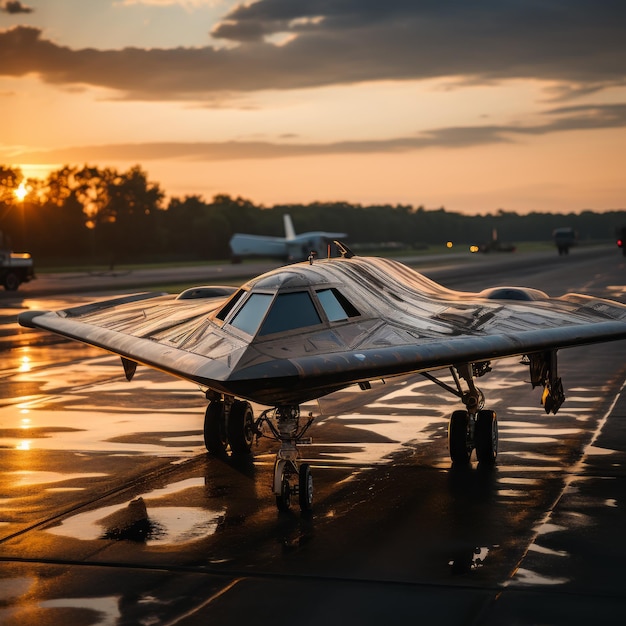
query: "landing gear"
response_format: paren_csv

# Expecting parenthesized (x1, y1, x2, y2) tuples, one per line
(203, 397, 254, 456)
(204, 401, 228, 455)
(447, 408, 498, 466)
(448, 410, 472, 465)
(525, 350, 565, 415)
(273, 459, 314, 513)
(426, 361, 499, 466)
(298, 463, 314, 512)
(203, 396, 315, 512)
(434, 351, 567, 465)
(275, 460, 292, 512)
(259, 405, 315, 513)
(475, 409, 498, 465)
(228, 400, 255, 454)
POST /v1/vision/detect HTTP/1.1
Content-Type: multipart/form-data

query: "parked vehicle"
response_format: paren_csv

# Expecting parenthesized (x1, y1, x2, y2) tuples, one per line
(0, 250, 35, 291)
(552, 227, 577, 255)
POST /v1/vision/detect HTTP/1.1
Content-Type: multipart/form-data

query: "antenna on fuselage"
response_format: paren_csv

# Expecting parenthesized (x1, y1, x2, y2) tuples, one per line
(334, 240, 355, 259)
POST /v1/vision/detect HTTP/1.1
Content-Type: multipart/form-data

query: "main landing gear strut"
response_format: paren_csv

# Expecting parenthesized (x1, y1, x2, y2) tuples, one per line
(423, 361, 498, 466)
(425, 351, 565, 466)
(203, 392, 314, 512)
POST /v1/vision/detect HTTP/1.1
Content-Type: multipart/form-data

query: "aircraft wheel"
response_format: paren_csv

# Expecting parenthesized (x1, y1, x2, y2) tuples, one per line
(475, 409, 498, 465)
(298, 463, 313, 512)
(3, 272, 19, 291)
(228, 400, 255, 455)
(276, 476, 291, 512)
(448, 410, 471, 465)
(204, 401, 228, 455)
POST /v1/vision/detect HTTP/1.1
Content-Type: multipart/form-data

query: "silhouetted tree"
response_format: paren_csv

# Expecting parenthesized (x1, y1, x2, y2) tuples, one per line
(2, 162, 625, 265)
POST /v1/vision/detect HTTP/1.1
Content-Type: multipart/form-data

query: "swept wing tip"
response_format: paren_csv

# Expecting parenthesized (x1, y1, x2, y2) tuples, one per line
(18, 310, 49, 329)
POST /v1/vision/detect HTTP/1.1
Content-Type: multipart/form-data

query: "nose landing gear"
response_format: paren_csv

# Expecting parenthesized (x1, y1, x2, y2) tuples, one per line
(203, 397, 315, 512)
(258, 405, 315, 513)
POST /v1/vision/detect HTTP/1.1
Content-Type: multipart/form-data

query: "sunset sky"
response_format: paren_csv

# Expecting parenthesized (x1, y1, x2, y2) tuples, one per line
(1, 0, 625, 214)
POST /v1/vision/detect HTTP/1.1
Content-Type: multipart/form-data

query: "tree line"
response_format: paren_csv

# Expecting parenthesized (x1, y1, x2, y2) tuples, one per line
(1, 164, 624, 266)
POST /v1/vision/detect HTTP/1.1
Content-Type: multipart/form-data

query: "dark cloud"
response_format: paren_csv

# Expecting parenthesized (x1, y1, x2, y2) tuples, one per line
(1, 1, 33, 14)
(0, 1, 625, 99)
(10, 103, 626, 164)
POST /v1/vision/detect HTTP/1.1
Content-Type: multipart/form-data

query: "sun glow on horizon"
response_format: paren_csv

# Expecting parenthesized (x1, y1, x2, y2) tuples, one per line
(14, 182, 27, 202)
(17, 164, 59, 182)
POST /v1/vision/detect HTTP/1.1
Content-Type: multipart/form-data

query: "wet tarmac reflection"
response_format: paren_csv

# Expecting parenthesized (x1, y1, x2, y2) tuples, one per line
(1, 281, 626, 624)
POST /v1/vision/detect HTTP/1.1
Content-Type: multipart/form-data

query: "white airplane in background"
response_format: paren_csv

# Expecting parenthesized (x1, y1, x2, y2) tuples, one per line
(229, 214, 348, 262)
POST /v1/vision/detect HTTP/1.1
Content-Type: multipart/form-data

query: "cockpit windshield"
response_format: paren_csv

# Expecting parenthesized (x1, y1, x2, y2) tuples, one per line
(230, 293, 273, 335)
(316, 288, 360, 321)
(226, 287, 360, 337)
(259, 291, 321, 336)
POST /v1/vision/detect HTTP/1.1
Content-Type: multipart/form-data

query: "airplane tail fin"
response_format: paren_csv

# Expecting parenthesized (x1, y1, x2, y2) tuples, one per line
(283, 214, 296, 241)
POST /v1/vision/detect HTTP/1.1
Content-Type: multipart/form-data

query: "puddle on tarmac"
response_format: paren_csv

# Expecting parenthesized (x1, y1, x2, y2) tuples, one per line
(339, 411, 446, 443)
(528, 543, 568, 557)
(584, 445, 617, 456)
(498, 477, 539, 486)
(508, 567, 570, 586)
(0, 403, 205, 455)
(8, 471, 108, 488)
(1, 350, 212, 457)
(534, 522, 566, 536)
(47, 477, 226, 545)
(0, 576, 34, 600)
(38, 596, 121, 626)
(312, 442, 403, 465)
(500, 424, 581, 436)
(0, 594, 122, 626)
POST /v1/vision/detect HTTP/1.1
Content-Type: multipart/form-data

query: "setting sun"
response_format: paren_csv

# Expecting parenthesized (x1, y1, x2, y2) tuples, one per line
(14, 182, 27, 202)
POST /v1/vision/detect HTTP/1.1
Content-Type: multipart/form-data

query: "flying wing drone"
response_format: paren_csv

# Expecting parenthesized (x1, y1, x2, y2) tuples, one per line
(19, 245, 626, 512)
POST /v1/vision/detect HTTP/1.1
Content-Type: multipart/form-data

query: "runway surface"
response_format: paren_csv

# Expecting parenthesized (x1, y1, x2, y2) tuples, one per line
(0, 247, 625, 625)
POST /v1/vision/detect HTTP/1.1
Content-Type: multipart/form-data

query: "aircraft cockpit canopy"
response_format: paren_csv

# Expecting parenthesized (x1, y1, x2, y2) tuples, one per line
(216, 286, 360, 338)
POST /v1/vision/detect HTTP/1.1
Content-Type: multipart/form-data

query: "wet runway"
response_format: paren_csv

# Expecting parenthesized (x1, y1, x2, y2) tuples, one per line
(1, 248, 625, 625)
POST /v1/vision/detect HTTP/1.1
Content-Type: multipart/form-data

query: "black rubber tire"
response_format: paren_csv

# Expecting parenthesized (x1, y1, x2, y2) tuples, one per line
(204, 401, 228, 455)
(298, 463, 313, 512)
(4, 272, 19, 291)
(227, 400, 255, 455)
(448, 409, 471, 465)
(475, 409, 498, 465)
(276, 476, 291, 512)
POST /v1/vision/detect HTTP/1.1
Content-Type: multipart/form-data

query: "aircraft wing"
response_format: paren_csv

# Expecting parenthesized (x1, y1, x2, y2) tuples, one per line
(19, 256, 626, 406)
(19, 289, 245, 396)
(244, 319, 626, 403)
